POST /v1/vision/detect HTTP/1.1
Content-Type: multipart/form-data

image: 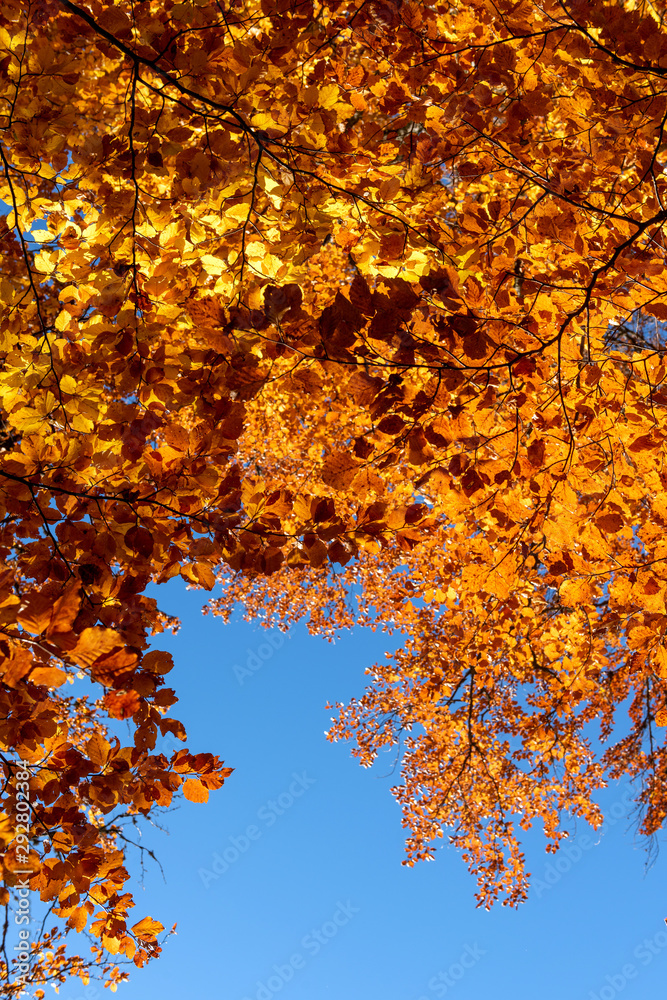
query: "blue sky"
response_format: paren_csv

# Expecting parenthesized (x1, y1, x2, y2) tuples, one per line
(38, 579, 667, 999)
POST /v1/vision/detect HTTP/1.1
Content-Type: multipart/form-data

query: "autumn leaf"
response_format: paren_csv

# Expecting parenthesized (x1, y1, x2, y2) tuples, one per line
(86, 733, 112, 770)
(71, 629, 123, 668)
(182, 778, 209, 803)
(321, 452, 361, 491)
(131, 917, 164, 943)
(30, 666, 68, 687)
(104, 690, 141, 719)
(3, 0, 667, 987)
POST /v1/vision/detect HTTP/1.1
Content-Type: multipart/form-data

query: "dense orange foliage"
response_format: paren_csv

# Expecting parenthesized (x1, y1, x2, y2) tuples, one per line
(2, 0, 667, 990)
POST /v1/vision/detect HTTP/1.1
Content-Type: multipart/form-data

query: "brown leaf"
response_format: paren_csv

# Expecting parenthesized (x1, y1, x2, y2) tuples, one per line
(321, 451, 361, 490)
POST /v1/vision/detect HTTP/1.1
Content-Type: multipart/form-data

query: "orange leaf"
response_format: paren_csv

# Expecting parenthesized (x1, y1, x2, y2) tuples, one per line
(30, 666, 68, 687)
(86, 733, 111, 769)
(70, 628, 121, 667)
(0, 648, 33, 688)
(131, 916, 164, 942)
(321, 452, 360, 490)
(182, 778, 209, 803)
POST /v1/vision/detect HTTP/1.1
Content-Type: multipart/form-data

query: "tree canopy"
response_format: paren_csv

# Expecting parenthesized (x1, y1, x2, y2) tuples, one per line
(2, 0, 667, 991)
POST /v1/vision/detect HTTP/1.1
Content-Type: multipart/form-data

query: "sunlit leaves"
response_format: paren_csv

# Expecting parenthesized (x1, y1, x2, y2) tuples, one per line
(1, 0, 667, 988)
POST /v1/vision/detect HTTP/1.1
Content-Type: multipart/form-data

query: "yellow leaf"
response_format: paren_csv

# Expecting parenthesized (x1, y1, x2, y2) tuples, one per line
(33, 250, 57, 274)
(655, 646, 667, 679)
(245, 242, 265, 260)
(31, 229, 55, 243)
(225, 202, 252, 221)
(102, 934, 121, 955)
(319, 84, 339, 109)
(260, 253, 282, 278)
(200, 253, 226, 275)
(55, 311, 71, 332)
